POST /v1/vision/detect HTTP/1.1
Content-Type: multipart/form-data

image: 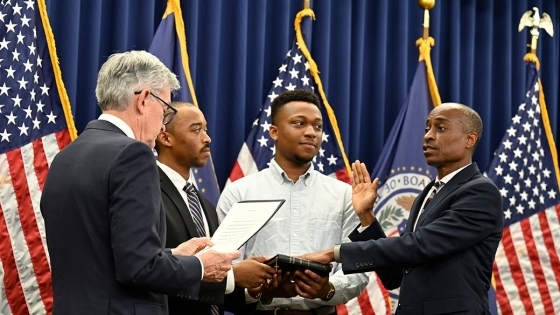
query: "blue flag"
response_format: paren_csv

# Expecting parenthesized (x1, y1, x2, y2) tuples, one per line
(149, 0, 220, 205)
(370, 60, 437, 310)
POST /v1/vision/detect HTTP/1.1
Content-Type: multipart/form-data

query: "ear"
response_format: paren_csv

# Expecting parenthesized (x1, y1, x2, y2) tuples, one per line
(157, 129, 173, 148)
(465, 132, 477, 149)
(135, 90, 150, 115)
(269, 125, 278, 142)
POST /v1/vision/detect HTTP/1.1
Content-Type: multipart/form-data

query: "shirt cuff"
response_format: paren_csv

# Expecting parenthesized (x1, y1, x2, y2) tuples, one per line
(333, 244, 341, 263)
(357, 224, 370, 233)
(244, 288, 260, 304)
(196, 256, 204, 280)
(225, 269, 235, 294)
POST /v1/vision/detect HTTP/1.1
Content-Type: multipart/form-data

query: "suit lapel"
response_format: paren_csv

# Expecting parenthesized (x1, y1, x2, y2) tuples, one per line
(416, 163, 481, 227)
(158, 167, 201, 238)
(407, 181, 435, 232)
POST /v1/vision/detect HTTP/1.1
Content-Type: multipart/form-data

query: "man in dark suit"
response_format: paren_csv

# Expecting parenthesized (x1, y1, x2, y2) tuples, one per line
(303, 103, 503, 315)
(155, 101, 276, 315)
(40, 50, 239, 315)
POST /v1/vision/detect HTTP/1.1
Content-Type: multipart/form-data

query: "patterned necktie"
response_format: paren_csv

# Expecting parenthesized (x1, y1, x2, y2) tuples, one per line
(183, 183, 220, 315)
(424, 181, 441, 209)
(183, 182, 206, 237)
(414, 181, 442, 230)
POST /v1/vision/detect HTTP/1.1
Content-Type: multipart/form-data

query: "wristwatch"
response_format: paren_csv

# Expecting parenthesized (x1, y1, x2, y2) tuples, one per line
(321, 282, 335, 301)
(249, 290, 262, 301)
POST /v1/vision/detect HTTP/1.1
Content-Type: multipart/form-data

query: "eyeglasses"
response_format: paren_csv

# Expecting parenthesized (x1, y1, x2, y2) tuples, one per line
(134, 90, 178, 125)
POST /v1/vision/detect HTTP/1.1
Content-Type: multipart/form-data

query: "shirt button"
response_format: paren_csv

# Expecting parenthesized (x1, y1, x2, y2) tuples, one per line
(293, 233, 298, 237)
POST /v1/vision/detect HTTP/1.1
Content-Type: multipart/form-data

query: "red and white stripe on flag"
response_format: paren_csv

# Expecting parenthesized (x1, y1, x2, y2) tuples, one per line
(1, 0, 76, 313)
(0, 130, 71, 315)
(493, 204, 560, 315)
(336, 273, 392, 315)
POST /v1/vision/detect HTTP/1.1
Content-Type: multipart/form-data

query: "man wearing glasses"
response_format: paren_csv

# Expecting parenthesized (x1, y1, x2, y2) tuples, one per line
(41, 50, 239, 315)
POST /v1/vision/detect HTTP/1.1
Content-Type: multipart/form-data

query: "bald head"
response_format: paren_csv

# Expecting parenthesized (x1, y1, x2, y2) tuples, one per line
(164, 101, 196, 133)
(424, 103, 483, 177)
(434, 103, 483, 149)
(155, 102, 211, 179)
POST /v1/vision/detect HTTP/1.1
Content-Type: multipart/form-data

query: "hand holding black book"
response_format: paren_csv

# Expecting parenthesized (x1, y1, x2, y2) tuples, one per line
(264, 254, 332, 277)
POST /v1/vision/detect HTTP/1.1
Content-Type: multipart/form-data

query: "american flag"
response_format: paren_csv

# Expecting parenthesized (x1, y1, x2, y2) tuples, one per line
(0, 0, 75, 314)
(226, 9, 389, 315)
(486, 61, 560, 314)
(226, 15, 349, 185)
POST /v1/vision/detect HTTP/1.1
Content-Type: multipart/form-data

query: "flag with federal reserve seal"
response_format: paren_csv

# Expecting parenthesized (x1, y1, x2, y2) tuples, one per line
(371, 60, 437, 237)
(369, 56, 439, 311)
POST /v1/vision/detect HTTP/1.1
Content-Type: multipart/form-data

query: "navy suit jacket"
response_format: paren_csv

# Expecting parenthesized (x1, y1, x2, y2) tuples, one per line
(341, 163, 503, 315)
(159, 168, 249, 315)
(41, 120, 203, 315)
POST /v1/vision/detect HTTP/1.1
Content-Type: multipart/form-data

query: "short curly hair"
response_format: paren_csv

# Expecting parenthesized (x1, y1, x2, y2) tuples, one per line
(270, 90, 321, 125)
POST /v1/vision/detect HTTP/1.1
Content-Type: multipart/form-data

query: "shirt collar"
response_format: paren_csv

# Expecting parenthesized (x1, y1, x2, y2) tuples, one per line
(270, 158, 313, 185)
(437, 163, 471, 186)
(98, 114, 135, 139)
(156, 160, 190, 192)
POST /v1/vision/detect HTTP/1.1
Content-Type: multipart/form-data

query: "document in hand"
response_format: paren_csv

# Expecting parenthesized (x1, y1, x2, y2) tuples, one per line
(265, 254, 332, 277)
(209, 200, 285, 252)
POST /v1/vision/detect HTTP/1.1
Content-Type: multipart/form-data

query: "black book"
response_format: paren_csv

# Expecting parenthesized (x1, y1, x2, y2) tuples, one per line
(264, 254, 332, 277)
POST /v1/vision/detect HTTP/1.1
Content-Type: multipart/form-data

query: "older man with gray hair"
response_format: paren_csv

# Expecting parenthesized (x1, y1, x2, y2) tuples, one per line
(41, 50, 239, 315)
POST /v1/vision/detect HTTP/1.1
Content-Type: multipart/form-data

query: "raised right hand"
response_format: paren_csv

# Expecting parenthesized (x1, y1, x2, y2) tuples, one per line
(352, 160, 379, 226)
(197, 250, 240, 283)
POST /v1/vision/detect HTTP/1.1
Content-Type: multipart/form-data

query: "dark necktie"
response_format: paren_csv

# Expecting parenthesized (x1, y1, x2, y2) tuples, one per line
(414, 181, 442, 230)
(183, 183, 220, 315)
(183, 182, 207, 237)
(424, 181, 441, 209)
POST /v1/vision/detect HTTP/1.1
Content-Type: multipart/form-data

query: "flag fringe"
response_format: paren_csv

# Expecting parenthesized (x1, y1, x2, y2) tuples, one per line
(416, 37, 441, 106)
(164, 0, 199, 108)
(524, 53, 560, 191)
(38, 0, 77, 140)
(523, 53, 540, 70)
(294, 8, 352, 175)
(538, 81, 560, 190)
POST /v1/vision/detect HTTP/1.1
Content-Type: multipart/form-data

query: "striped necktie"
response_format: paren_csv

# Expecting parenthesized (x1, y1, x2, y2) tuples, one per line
(183, 182, 206, 237)
(183, 183, 220, 315)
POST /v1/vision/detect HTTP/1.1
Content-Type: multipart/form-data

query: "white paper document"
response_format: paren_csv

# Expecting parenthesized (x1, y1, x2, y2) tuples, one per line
(209, 200, 285, 252)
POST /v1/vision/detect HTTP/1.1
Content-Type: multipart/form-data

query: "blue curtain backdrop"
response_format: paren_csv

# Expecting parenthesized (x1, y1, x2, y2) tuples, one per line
(45, 0, 560, 189)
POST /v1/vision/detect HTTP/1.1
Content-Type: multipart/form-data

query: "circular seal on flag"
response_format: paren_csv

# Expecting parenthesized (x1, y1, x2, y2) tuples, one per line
(374, 170, 432, 237)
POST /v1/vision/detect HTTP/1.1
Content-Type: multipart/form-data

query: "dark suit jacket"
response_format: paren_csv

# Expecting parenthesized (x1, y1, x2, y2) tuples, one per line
(341, 163, 503, 315)
(160, 167, 225, 315)
(41, 120, 203, 315)
(159, 168, 249, 315)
